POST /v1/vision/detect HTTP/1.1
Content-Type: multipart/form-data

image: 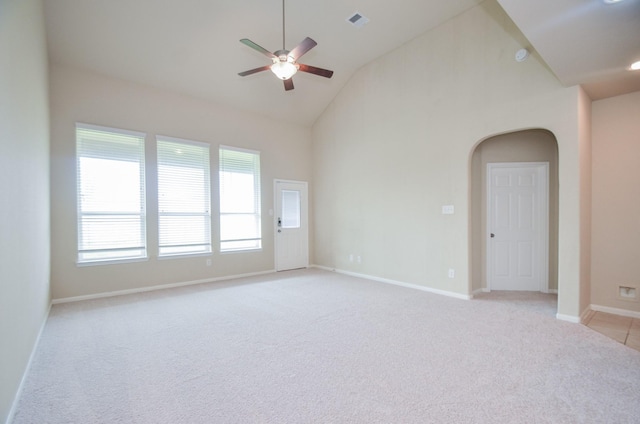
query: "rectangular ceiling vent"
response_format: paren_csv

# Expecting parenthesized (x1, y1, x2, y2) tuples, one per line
(347, 12, 369, 28)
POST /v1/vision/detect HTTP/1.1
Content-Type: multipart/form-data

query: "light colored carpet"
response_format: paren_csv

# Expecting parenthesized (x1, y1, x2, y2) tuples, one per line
(12, 269, 640, 423)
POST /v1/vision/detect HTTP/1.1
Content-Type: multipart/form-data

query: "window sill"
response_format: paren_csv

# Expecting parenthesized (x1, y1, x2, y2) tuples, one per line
(77, 257, 149, 267)
(157, 252, 212, 260)
(220, 248, 263, 255)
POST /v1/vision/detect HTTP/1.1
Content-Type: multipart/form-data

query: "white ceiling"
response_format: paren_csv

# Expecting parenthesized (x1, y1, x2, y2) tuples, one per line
(44, 0, 640, 127)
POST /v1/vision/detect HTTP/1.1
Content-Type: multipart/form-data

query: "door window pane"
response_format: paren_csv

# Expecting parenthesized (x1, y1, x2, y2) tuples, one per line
(281, 190, 300, 229)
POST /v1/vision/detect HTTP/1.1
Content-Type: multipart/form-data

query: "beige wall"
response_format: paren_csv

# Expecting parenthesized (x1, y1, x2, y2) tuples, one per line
(0, 0, 51, 422)
(311, 0, 589, 319)
(592, 90, 640, 314)
(49, 64, 312, 300)
(470, 129, 559, 293)
(578, 88, 592, 316)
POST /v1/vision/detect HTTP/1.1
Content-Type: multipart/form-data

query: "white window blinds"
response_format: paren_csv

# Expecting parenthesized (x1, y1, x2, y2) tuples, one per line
(76, 123, 147, 263)
(219, 146, 262, 251)
(157, 136, 211, 256)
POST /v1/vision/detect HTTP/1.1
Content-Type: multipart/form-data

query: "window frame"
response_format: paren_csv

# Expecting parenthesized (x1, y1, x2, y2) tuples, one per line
(76, 123, 147, 265)
(156, 135, 212, 258)
(219, 145, 262, 253)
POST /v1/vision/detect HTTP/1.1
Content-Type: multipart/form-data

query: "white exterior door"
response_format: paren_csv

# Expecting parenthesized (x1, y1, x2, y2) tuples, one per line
(275, 180, 308, 271)
(487, 163, 549, 291)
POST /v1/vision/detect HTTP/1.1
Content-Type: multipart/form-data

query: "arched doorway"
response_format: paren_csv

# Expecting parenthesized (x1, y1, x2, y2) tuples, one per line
(470, 129, 559, 295)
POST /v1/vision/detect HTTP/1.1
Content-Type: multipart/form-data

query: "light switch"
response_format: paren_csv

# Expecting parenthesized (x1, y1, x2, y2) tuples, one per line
(442, 205, 454, 214)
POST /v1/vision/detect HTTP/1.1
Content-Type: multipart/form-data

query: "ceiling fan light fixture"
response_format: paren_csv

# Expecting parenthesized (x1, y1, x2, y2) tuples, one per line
(271, 57, 299, 80)
(237, 0, 333, 90)
(630, 61, 640, 71)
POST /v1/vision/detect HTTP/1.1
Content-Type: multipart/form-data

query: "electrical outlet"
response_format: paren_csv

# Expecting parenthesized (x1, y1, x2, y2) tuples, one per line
(357, 255, 362, 264)
(349, 254, 354, 262)
(448, 268, 455, 278)
(442, 205, 454, 215)
(206, 258, 212, 266)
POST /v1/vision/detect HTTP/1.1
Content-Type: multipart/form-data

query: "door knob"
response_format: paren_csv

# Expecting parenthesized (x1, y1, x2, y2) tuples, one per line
(490, 233, 495, 238)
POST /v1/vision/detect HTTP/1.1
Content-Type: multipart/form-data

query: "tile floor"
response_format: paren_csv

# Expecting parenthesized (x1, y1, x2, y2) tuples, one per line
(583, 310, 640, 352)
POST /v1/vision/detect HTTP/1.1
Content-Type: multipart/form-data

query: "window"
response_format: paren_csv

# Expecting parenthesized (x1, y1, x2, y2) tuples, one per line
(157, 136, 211, 256)
(281, 190, 301, 228)
(219, 146, 261, 251)
(76, 123, 146, 263)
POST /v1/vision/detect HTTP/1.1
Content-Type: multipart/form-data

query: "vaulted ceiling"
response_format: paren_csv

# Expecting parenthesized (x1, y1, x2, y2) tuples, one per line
(44, 0, 640, 127)
(498, 0, 640, 100)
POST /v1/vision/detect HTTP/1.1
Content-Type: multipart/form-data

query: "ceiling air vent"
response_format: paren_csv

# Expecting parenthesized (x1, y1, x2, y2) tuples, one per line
(347, 12, 369, 28)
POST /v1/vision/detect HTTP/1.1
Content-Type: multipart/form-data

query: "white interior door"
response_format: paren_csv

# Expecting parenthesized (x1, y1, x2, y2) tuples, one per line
(487, 163, 549, 291)
(275, 180, 308, 271)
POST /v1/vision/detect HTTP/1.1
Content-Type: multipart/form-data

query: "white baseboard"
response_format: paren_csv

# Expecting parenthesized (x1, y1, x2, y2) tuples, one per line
(52, 269, 277, 304)
(556, 313, 581, 323)
(470, 288, 490, 297)
(321, 267, 472, 301)
(580, 306, 594, 323)
(556, 307, 592, 324)
(472, 288, 556, 297)
(589, 304, 640, 319)
(6, 303, 51, 424)
(310, 264, 334, 272)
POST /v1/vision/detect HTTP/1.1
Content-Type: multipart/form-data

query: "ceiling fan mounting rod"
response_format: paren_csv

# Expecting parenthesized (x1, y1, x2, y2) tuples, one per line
(281, 0, 286, 50)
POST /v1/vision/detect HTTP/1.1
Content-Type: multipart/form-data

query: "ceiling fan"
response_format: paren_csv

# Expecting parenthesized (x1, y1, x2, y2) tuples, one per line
(237, 0, 334, 91)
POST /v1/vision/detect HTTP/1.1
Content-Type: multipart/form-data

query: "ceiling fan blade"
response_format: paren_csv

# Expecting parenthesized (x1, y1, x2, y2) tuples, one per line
(283, 78, 294, 91)
(288, 37, 317, 60)
(298, 64, 334, 79)
(240, 39, 276, 59)
(238, 65, 271, 77)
